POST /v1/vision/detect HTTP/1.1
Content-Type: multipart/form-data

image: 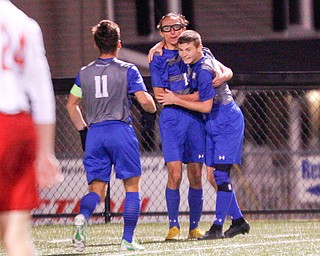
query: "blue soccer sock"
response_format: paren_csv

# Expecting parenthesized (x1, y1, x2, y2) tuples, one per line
(227, 191, 243, 220)
(213, 191, 232, 226)
(122, 192, 141, 243)
(166, 187, 180, 229)
(188, 187, 203, 230)
(79, 192, 101, 221)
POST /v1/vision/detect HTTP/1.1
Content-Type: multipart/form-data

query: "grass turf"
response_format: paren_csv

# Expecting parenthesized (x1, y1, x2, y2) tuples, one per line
(1, 219, 319, 255)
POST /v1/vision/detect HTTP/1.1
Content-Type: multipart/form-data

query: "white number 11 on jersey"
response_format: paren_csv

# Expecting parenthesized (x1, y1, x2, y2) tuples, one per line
(95, 75, 109, 98)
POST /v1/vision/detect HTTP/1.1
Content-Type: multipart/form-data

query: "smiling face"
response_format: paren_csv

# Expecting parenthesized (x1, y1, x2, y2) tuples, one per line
(178, 42, 202, 65)
(159, 16, 186, 50)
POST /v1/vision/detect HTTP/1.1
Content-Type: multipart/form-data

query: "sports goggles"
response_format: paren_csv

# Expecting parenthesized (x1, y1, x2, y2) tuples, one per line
(160, 24, 184, 32)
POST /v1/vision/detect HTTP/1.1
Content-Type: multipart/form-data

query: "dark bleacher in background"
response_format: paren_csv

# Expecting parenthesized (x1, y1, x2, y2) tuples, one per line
(127, 38, 320, 73)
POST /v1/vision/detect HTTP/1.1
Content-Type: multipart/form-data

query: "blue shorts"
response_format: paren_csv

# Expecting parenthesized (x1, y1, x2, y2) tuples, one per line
(83, 121, 142, 184)
(159, 106, 206, 164)
(205, 102, 244, 166)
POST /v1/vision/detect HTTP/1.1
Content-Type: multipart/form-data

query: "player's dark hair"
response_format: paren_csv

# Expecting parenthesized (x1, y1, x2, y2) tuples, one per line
(178, 30, 201, 48)
(92, 20, 120, 54)
(156, 12, 189, 30)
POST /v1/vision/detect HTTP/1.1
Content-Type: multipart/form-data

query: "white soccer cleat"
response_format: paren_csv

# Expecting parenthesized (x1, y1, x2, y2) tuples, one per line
(72, 214, 87, 252)
(120, 239, 145, 251)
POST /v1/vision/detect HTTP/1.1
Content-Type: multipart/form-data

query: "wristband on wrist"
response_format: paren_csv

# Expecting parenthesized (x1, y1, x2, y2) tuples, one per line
(79, 126, 88, 132)
(79, 126, 88, 151)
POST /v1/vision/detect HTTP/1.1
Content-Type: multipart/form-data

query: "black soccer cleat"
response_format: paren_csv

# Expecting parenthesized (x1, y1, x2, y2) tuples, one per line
(198, 224, 225, 240)
(224, 220, 250, 238)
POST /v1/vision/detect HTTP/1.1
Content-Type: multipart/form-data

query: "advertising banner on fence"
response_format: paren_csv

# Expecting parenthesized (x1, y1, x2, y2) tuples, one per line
(297, 156, 320, 203)
(33, 156, 217, 224)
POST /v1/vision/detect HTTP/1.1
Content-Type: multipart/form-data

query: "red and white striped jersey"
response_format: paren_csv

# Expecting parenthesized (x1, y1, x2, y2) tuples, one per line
(0, 0, 55, 124)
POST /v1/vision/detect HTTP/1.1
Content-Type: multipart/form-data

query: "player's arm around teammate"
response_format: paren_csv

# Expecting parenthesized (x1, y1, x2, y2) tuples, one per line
(149, 17, 231, 195)
(148, 40, 233, 89)
(158, 30, 250, 240)
(149, 13, 208, 241)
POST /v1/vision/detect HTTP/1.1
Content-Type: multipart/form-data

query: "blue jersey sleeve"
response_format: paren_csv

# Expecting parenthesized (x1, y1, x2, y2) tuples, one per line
(149, 54, 168, 88)
(127, 65, 147, 94)
(197, 69, 216, 101)
(74, 73, 81, 87)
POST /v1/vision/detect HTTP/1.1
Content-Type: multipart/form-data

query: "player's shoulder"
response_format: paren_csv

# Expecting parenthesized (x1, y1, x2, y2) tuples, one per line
(113, 58, 135, 69)
(150, 52, 165, 65)
(79, 58, 137, 75)
(1, 1, 27, 20)
(200, 56, 215, 72)
(151, 49, 178, 62)
(80, 61, 96, 71)
(1, 2, 41, 35)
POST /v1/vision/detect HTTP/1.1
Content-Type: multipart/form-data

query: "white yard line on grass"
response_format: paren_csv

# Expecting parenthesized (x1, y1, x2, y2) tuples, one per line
(129, 238, 320, 255)
(264, 233, 307, 238)
(46, 239, 71, 243)
(41, 237, 320, 255)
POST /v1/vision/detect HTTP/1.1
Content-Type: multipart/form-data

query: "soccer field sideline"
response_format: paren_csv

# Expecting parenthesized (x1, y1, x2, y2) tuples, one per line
(1, 219, 319, 255)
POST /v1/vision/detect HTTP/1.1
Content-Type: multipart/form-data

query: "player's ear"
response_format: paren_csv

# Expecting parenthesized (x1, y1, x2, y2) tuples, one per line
(118, 40, 122, 49)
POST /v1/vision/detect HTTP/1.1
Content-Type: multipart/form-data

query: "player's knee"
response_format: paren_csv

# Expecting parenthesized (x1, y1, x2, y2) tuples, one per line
(206, 172, 218, 191)
(189, 179, 202, 189)
(123, 176, 141, 192)
(168, 172, 182, 184)
(217, 182, 233, 192)
(188, 173, 202, 187)
(214, 169, 231, 186)
(167, 176, 182, 190)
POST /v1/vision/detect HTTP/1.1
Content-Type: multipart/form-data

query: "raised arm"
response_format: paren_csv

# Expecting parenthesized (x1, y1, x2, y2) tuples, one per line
(148, 40, 165, 62)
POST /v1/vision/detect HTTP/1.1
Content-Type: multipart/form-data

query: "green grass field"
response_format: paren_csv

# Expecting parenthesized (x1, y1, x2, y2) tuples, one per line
(1, 219, 320, 255)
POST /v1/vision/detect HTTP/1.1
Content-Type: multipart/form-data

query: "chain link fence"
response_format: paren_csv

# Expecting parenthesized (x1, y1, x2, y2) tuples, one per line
(32, 73, 320, 224)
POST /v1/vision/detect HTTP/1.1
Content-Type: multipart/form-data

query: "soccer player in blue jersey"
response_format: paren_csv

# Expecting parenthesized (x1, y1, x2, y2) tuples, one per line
(67, 20, 156, 252)
(156, 30, 250, 240)
(149, 13, 233, 240)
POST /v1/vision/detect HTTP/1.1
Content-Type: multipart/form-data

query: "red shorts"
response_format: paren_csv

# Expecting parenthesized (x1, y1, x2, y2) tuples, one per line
(0, 113, 39, 211)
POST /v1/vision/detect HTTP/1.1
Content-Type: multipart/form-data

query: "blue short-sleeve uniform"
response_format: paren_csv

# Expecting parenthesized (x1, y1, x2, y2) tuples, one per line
(73, 58, 146, 183)
(190, 56, 244, 166)
(150, 49, 206, 164)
